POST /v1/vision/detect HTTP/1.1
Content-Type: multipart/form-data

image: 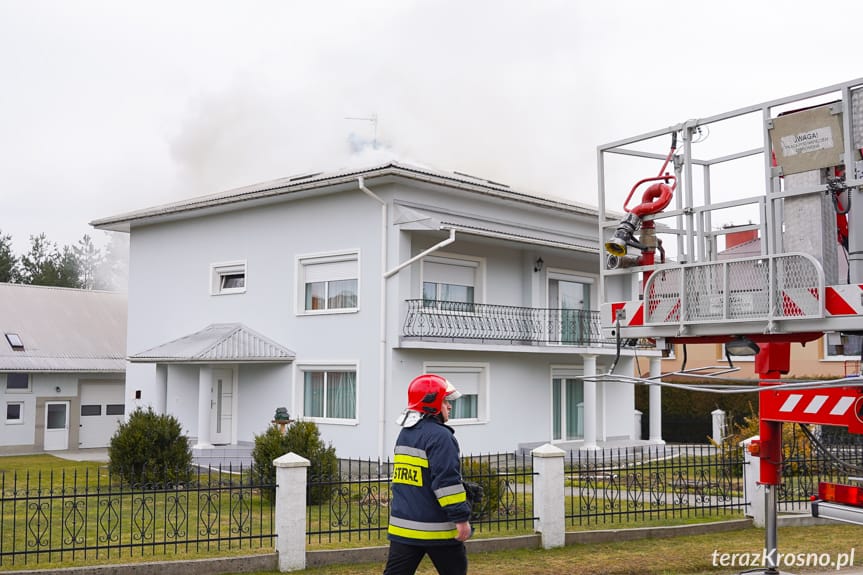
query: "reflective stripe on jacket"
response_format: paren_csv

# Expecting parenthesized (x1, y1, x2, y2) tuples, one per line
(387, 416, 470, 545)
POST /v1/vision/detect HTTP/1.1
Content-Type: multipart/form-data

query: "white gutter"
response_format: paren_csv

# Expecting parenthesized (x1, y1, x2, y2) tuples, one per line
(384, 228, 456, 279)
(357, 176, 389, 463)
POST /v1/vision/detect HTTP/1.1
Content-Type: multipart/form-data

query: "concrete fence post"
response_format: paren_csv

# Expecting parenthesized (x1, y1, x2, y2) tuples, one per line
(711, 409, 726, 444)
(274, 452, 311, 572)
(531, 443, 566, 549)
(740, 436, 764, 527)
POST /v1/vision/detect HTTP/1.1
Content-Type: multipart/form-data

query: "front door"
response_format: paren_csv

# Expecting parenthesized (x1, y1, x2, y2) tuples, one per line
(549, 278, 591, 344)
(44, 401, 70, 451)
(210, 369, 233, 445)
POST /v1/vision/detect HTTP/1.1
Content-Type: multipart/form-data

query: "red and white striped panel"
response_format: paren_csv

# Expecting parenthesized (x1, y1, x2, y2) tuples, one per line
(825, 284, 863, 317)
(761, 387, 863, 432)
(608, 301, 644, 327)
(779, 287, 819, 317)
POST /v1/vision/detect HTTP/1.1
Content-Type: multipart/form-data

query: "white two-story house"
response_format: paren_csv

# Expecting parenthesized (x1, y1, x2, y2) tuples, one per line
(92, 162, 657, 460)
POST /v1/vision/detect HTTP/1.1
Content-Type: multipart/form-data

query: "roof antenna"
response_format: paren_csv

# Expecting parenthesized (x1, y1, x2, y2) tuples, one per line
(344, 114, 378, 149)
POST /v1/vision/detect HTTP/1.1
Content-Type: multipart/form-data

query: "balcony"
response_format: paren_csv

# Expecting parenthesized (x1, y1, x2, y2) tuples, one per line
(401, 299, 613, 347)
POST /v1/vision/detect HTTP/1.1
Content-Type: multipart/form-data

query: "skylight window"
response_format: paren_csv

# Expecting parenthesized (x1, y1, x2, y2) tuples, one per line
(4, 333, 23, 351)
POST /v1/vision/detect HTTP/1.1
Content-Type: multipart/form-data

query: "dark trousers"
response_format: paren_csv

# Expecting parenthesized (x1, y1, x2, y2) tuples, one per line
(383, 540, 468, 575)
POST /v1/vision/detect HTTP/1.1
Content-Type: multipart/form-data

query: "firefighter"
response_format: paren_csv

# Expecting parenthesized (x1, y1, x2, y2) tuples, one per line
(383, 373, 472, 575)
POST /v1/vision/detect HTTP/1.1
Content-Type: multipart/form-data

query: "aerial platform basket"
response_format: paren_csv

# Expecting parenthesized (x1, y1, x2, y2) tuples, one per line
(598, 78, 863, 344)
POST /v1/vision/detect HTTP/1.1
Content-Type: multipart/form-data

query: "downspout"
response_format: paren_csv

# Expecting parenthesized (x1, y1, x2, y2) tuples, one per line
(384, 228, 456, 279)
(357, 176, 389, 463)
(358, 175, 458, 462)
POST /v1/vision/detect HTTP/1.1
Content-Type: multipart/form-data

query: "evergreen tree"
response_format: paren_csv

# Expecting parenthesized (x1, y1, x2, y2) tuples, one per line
(0, 231, 19, 283)
(74, 234, 102, 289)
(19, 233, 82, 288)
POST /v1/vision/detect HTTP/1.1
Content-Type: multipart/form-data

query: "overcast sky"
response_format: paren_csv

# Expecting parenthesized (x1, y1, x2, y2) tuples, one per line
(2, 0, 861, 254)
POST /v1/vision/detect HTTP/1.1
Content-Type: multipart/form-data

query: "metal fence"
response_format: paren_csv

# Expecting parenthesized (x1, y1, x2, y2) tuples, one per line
(306, 452, 537, 545)
(5, 437, 863, 567)
(565, 444, 747, 526)
(402, 299, 610, 346)
(777, 424, 863, 512)
(0, 464, 275, 568)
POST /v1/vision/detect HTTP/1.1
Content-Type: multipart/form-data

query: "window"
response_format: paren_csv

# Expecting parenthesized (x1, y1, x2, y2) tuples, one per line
(106, 404, 125, 416)
(421, 255, 481, 311)
(302, 369, 357, 421)
(4, 333, 24, 351)
(424, 363, 488, 423)
(5, 402, 23, 423)
(81, 405, 101, 416)
(6, 373, 30, 392)
(825, 334, 863, 360)
(299, 253, 359, 313)
(211, 261, 246, 295)
(552, 373, 584, 440)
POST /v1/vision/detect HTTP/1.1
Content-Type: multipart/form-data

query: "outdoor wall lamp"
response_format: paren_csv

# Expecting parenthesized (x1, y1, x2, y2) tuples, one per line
(534, 257, 544, 272)
(726, 336, 760, 357)
(55, 386, 62, 393)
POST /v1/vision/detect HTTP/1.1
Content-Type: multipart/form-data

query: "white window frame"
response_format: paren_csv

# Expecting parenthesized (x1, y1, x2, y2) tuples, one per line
(550, 366, 585, 442)
(5, 401, 23, 424)
(546, 269, 597, 310)
(423, 362, 489, 425)
(296, 363, 359, 425)
(420, 253, 485, 313)
(210, 260, 247, 295)
(5, 373, 30, 393)
(297, 251, 360, 315)
(823, 333, 863, 362)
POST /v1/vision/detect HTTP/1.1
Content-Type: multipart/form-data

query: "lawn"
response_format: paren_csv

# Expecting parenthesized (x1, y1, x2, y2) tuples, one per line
(267, 523, 862, 575)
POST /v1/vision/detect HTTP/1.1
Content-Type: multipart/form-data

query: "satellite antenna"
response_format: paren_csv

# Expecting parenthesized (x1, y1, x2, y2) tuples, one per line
(344, 114, 378, 148)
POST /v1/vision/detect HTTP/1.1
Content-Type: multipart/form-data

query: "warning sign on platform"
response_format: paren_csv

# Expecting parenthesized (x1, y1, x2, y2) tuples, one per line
(779, 126, 834, 157)
(769, 103, 844, 175)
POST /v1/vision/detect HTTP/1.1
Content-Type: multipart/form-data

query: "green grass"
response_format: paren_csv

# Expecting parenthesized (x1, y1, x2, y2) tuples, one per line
(261, 523, 863, 575)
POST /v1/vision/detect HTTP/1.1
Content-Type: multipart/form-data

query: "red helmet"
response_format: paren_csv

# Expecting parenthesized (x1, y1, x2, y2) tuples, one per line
(407, 374, 455, 415)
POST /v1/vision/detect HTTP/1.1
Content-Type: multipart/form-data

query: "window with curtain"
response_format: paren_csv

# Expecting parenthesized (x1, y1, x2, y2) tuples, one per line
(303, 370, 357, 420)
(424, 364, 486, 422)
(300, 253, 359, 312)
(825, 334, 863, 359)
(552, 376, 584, 441)
(422, 256, 479, 311)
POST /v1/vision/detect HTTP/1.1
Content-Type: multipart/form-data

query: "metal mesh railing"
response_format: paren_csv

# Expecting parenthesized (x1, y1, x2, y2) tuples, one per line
(643, 253, 824, 326)
(402, 299, 610, 346)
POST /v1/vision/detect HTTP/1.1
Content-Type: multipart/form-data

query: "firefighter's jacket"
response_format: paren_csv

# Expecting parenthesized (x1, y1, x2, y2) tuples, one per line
(387, 415, 470, 545)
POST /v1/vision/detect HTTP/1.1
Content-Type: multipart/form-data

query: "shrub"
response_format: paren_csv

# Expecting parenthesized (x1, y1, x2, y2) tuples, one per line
(251, 420, 338, 504)
(461, 458, 503, 520)
(108, 407, 192, 486)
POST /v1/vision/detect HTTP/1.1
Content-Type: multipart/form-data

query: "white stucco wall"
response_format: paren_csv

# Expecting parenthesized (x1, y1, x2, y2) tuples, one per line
(120, 176, 642, 460)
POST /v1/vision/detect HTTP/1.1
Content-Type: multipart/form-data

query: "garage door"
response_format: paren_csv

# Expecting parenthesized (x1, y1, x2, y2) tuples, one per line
(79, 382, 125, 448)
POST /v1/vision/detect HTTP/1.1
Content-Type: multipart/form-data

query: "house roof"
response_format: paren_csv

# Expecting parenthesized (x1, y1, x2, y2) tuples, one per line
(0, 283, 127, 373)
(129, 323, 295, 364)
(90, 161, 601, 233)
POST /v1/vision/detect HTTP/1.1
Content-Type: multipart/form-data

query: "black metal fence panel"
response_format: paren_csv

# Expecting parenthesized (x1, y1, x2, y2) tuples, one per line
(0, 464, 275, 568)
(565, 444, 747, 526)
(305, 453, 537, 545)
(777, 424, 863, 511)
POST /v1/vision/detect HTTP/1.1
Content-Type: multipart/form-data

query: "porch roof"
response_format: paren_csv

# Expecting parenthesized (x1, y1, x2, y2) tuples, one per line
(129, 323, 295, 364)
